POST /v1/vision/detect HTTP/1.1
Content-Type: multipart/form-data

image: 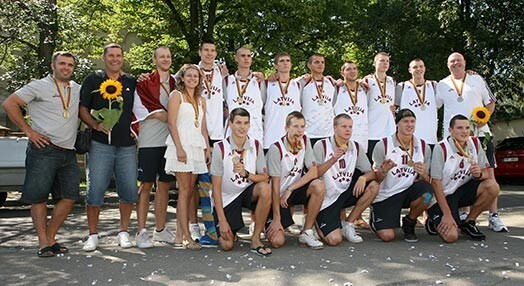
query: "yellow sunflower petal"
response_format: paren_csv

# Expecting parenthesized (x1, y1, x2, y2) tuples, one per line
(471, 106, 490, 125)
(100, 79, 123, 100)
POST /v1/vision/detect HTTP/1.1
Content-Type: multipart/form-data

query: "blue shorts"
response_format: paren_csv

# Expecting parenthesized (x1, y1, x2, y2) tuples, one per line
(85, 140, 138, 206)
(21, 143, 81, 204)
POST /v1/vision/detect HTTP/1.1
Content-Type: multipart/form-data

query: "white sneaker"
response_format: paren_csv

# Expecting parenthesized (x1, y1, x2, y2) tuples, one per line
(342, 221, 363, 243)
(153, 228, 175, 244)
(117, 231, 133, 248)
(83, 234, 99, 252)
(135, 229, 154, 249)
(249, 222, 266, 239)
(488, 213, 509, 232)
(459, 211, 468, 222)
(286, 224, 301, 235)
(299, 229, 324, 249)
(190, 223, 202, 241)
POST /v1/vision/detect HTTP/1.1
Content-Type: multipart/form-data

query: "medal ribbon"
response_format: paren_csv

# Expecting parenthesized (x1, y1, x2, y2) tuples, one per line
(184, 90, 199, 125)
(313, 76, 325, 104)
(160, 81, 170, 96)
(235, 78, 250, 103)
(410, 80, 426, 106)
(374, 74, 387, 101)
(53, 78, 71, 116)
(451, 74, 466, 100)
(396, 133, 414, 163)
(344, 80, 359, 106)
(279, 79, 291, 97)
(452, 137, 475, 164)
(203, 69, 214, 94)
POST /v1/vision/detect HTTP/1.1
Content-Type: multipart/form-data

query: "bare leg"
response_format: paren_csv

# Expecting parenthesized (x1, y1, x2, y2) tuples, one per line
(251, 182, 271, 250)
(137, 182, 154, 231)
(31, 202, 49, 248)
(119, 202, 133, 232)
(347, 183, 378, 222)
(189, 184, 199, 224)
(303, 179, 325, 230)
(154, 181, 171, 231)
(86, 205, 101, 234)
(46, 198, 75, 245)
(468, 178, 499, 221)
(175, 172, 198, 242)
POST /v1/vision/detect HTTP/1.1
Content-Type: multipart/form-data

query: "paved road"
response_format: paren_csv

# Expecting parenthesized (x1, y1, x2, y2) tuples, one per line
(1, 185, 523, 286)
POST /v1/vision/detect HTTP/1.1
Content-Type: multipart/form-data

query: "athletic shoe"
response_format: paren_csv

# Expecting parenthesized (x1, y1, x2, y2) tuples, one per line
(199, 234, 218, 248)
(401, 216, 418, 243)
(153, 228, 175, 244)
(190, 223, 202, 242)
(341, 221, 363, 243)
(424, 218, 438, 236)
(286, 224, 302, 235)
(488, 213, 509, 232)
(135, 229, 154, 249)
(83, 234, 99, 252)
(248, 222, 266, 239)
(117, 231, 133, 248)
(459, 211, 468, 222)
(299, 229, 324, 249)
(459, 220, 486, 240)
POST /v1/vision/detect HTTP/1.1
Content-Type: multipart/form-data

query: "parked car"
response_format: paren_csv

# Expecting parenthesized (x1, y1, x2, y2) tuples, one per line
(0, 136, 28, 206)
(494, 137, 524, 182)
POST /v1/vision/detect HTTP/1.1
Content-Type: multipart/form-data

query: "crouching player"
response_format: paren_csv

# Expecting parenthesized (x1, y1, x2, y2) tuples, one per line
(426, 114, 499, 241)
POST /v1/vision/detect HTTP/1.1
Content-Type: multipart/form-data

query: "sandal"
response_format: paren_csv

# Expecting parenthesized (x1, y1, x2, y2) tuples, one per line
(251, 244, 271, 257)
(37, 246, 55, 258)
(51, 242, 69, 254)
(173, 242, 185, 249)
(183, 240, 202, 251)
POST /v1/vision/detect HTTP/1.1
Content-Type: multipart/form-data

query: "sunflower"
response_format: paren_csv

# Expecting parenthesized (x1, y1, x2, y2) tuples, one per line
(471, 106, 491, 125)
(100, 79, 123, 100)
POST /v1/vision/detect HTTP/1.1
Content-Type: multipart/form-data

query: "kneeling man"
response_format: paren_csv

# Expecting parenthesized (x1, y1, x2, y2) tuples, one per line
(211, 108, 272, 256)
(426, 114, 499, 241)
(371, 109, 433, 242)
(314, 114, 378, 246)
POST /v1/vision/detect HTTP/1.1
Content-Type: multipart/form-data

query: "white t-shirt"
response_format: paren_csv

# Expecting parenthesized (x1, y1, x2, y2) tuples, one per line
(334, 82, 369, 152)
(365, 76, 396, 140)
(199, 62, 225, 141)
(436, 74, 496, 138)
(397, 80, 438, 144)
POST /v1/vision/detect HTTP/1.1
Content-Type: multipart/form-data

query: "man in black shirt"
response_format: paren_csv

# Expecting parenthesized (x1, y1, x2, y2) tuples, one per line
(79, 43, 138, 251)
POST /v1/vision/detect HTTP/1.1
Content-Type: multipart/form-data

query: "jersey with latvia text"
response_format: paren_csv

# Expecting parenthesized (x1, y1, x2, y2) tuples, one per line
(334, 82, 369, 152)
(263, 79, 301, 149)
(365, 76, 396, 140)
(199, 62, 224, 141)
(301, 77, 336, 138)
(273, 136, 307, 196)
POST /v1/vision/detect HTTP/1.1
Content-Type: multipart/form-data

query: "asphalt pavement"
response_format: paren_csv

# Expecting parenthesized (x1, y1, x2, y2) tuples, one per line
(1, 185, 523, 286)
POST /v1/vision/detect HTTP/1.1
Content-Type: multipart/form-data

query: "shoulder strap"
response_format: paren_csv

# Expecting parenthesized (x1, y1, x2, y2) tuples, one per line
(224, 75, 229, 87)
(471, 137, 480, 154)
(321, 139, 327, 158)
(275, 141, 283, 160)
(401, 81, 406, 92)
(254, 139, 260, 156)
(421, 139, 426, 156)
(439, 141, 447, 162)
(217, 141, 225, 160)
(354, 141, 360, 156)
(382, 137, 388, 154)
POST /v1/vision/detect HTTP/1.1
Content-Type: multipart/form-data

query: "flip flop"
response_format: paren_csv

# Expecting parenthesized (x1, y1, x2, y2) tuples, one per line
(183, 240, 202, 251)
(251, 245, 271, 257)
(37, 246, 55, 258)
(51, 242, 69, 254)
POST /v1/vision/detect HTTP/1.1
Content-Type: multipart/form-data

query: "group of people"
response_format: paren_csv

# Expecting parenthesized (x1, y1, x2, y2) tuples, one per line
(2, 40, 508, 258)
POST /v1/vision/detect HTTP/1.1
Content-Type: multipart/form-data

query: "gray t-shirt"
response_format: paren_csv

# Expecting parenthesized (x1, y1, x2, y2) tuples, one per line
(15, 75, 80, 149)
(431, 137, 489, 179)
(267, 137, 315, 177)
(210, 137, 266, 176)
(313, 137, 372, 173)
(137, 80, 170, 148)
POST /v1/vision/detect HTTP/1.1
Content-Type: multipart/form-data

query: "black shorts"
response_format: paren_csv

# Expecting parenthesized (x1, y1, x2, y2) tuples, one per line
(214, 184, 258, 235)
(316, 170, 365, 236)
(371, 180, 433, 230)
(137, 147, 175, 183)
(367, 139, 380, 163)
(479, 136, 496, 168)
(427, 179, 481, 225)
(267, 182, 312, 229)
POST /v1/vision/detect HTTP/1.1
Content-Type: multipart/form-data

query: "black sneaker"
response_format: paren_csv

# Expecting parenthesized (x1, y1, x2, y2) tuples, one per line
(424, 218, 438, 235)
(402, 216, 418, 242)
(459, 220, 486, 240)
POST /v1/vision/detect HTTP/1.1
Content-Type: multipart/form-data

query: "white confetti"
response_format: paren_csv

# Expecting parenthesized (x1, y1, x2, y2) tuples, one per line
(18, 274, 26, 279)
(329, 278, 334, 282)
(87, 264, 93, 267)
(92, 280, 97, 285)
(343, 283, 353, 286)
(480, 270, 485, 273)
(360, 269, 368, 273)
(516, 262, 520, 267)
(290, 265, 296, 269)
(226, 274, 232, 280)
(435, 280, 443, 285)
(386, 257, 391, 261)
(107, 279, 112, 282)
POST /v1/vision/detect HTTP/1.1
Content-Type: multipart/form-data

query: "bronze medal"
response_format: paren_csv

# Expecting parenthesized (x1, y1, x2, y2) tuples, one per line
(63, 110, 70, 119)
(381, 97, 387, 104)
(238, 97, 244, 104)
(408, 159, 414, 167)
(457, 97, 464, 102)
(319, 100, 325, 105)
(420, 105, 426, 111)
(194, 120, 199, 128)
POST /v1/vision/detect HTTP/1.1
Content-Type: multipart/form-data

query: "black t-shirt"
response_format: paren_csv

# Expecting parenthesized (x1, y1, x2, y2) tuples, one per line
(80, 71, 137, 146)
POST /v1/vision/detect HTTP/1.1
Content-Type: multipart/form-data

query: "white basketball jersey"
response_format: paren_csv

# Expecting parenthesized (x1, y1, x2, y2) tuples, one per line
(366, 76, 396, 140)
(274, 136, 307, 195)
(439, 137, 480, 197)
(334, 83, 369, 152)
(199, 63, 225, 140)
(301, 77, 335, 138)
(399, 80, 438, 144)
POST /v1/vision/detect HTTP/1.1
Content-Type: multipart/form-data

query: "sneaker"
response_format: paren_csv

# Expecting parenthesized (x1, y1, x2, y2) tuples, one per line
(199, 234, 218, 248)
(488, 213, 509, 232)
(341, 221, 363, 243)
(299, 229, 324, 249)
(83, 234, 99, 252)
(135, 229, 154, 249)
(401, 216, 418, 243)
(249, 222, 266, 239)
(117, 231, 133, 248)
(459, 211, 468, 222)
(424, 218, 438, 236)
(153, 228, 175, 244)
(190, 223, 202, 242)
(459, 220, 486, 240)
(286, 224, 302, 235)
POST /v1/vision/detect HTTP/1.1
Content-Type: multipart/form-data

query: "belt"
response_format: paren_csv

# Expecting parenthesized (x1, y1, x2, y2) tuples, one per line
(49, 143, 74, 152)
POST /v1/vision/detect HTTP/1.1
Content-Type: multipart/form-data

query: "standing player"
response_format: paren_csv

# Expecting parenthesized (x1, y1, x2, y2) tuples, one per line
(263, 52, 302, 151)
(132, 47, 176, 248)
(223, 47, 265, 142)
(427, 115, 500, 241)
(298, 53, 336, 146)
(371, 109, 433, 242)
(436, 52, 507, 232)
(365, 52, 396, 162)
(210, 108, 272, 256)
(396, 58, 438, 148)
(314, 114, 378, 245)
(266, 112, 326, 249)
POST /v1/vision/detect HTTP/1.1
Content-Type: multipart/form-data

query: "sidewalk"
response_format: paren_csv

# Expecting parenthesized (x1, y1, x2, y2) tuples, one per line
(0, 185, 523, 285)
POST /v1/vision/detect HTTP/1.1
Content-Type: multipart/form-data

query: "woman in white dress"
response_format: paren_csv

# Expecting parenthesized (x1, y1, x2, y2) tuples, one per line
(165, 64, 211, 250)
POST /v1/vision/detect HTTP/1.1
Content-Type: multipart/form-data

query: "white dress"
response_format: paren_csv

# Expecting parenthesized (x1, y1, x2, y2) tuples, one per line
(165, 92, 207, 174)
